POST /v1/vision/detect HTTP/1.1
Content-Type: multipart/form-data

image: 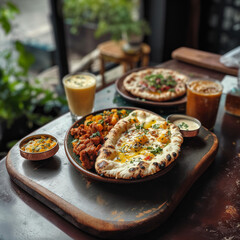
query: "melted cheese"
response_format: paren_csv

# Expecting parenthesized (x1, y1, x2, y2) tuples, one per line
(114, 114, 171, 164)
(144, 119, 156, 129)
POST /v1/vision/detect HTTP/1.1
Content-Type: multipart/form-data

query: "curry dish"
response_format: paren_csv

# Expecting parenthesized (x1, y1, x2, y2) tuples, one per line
(70, 109, 130, 170)
(21, 136, 57, 153)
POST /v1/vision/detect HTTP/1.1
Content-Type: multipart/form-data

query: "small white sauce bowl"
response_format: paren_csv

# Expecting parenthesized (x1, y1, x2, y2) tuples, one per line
(166, 114, 201, 137)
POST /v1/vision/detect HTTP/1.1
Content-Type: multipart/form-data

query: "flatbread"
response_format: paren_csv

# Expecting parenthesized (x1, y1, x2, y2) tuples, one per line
(123, 68, 189, 102)
(95, 110, 183, 179)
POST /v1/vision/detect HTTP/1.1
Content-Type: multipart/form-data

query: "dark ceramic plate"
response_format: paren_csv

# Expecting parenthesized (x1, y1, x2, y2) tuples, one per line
(116, 67, 187, 107)
(64, 107, 177, 184)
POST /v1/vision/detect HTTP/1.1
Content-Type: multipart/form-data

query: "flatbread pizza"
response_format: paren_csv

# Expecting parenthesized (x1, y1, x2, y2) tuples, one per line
(123, 68, 189, 102)
(95, 110, 183, 179)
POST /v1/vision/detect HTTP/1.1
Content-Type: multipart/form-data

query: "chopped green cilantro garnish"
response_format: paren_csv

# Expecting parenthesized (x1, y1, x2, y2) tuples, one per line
(135, 124, 140, 129)
(152, 124, 160, 129)
(72, 139, 80, 143)
(90, 131, 101, 138)
(125, 109, 132, 115)
(150, 146, 163, 155)
(178, 122, 189, 129)
(87, 121, 93, 126)
(117, 110, 122, 116)
(144, 74, 177, 91)
(135, 123, 144, 130)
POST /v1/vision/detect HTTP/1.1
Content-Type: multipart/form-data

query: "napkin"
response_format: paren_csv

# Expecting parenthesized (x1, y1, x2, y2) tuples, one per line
(220, 46, 240, 68)
(221, 75, 239, 94)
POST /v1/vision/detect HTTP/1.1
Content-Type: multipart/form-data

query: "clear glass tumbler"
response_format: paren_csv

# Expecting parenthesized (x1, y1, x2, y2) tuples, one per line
(186, 79, 223, 129)
(63, 72, 97, 122)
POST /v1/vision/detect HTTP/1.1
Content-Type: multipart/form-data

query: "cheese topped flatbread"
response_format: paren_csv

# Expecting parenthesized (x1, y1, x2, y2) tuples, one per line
(95, 110, 183, 179)
(123, 68, 189, 102)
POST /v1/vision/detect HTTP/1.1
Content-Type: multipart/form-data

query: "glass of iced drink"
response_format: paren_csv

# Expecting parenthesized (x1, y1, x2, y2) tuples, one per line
(63, 73, 96, 121)
(186, 79, 223, 129)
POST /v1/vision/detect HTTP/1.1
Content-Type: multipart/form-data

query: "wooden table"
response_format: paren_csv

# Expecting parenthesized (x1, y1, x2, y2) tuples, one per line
(98, 40, 151, 86)
(1, 60, 240, 239)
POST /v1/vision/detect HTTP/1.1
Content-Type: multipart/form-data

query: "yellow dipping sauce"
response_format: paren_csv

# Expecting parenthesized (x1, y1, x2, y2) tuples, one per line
(21, 136, 57, 153)
(63, 73, 96, 117)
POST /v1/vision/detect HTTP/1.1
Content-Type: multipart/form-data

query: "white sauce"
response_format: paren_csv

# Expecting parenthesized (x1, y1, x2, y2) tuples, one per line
(173, 119, 199, 131)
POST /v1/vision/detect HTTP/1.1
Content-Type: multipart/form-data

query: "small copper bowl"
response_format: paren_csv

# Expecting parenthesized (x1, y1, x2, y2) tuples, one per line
(166, 114, 201, 137)
(19, 134, 59, 161)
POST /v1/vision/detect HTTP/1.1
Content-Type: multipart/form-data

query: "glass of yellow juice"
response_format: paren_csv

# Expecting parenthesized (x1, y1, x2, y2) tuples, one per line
(63, 72, 96, 121)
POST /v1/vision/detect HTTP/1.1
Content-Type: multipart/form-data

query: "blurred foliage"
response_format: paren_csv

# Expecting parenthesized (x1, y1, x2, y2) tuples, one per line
(0, 1, 19, 34)
(63, 0, 150, 40)
(0, 2, 67, 129)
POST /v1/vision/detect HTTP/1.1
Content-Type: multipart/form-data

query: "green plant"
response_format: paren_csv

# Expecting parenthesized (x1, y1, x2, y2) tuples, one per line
(0, 2, 67, 129)
(0, 1, 19, 34)
(63, 0, 150, 40)
(0, 43, 67, 128)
